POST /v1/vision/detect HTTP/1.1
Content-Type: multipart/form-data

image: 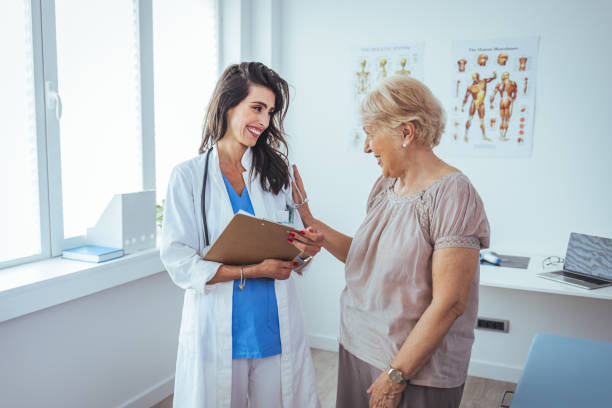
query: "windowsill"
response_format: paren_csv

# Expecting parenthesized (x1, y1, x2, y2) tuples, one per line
(0, 248, 165, 324)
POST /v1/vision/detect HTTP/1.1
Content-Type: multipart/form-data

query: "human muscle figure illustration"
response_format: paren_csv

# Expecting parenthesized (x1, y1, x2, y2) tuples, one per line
(490, 72, 517, 141)
(497, 53, 508, 65)
(462, 71, 497, 142)
(523, 77, 528, 95)
(457, 59, 467, 72)
(477, 54, 488, 66)
(456, 80, 461, 97)
(519, 57, 528, 71)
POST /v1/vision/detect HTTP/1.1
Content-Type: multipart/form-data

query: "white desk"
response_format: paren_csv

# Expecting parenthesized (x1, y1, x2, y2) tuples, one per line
(479, 254, 612, 301)
(470, 253, 612, 383)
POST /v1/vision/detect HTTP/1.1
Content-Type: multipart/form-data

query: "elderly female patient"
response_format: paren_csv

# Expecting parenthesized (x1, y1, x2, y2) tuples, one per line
(291, 76, 490, 408)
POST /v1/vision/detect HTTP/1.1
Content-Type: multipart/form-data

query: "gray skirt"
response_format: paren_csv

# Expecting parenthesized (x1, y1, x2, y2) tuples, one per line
(336, 344, 464, 408)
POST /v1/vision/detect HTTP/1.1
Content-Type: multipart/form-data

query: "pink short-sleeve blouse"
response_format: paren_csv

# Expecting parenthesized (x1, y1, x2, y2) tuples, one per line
(339, 172, 490, 388)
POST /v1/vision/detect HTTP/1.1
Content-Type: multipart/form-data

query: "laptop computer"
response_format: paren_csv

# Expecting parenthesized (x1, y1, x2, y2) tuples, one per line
(538, 232, 612, 290)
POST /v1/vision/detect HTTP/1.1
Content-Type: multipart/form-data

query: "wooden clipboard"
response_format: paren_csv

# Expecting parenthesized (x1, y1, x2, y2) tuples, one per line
(203, 213, 301, 265)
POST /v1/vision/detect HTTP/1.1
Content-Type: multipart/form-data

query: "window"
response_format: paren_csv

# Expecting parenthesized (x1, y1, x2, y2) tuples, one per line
(0, 0, 41, 264)
(0, 0, 219, 269)
(153, 0, 219, 202)
(55, 0, 143, 238)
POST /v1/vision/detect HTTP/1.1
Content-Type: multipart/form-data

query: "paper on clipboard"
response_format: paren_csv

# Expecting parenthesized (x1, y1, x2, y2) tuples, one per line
(203, 212, 301, 265)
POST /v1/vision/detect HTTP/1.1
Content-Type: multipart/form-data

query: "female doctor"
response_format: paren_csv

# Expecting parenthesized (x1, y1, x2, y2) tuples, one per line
(160, 62, 323, 408)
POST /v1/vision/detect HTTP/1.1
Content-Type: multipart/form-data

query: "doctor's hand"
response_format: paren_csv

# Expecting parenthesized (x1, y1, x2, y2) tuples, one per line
(291, 165, 314, 226)
(288, 227, 323, 258)
(253, 259, 296, 280)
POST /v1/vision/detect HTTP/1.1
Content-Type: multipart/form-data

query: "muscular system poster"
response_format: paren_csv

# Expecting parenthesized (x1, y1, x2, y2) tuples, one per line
(350, 44, 425, 151)
(441, 37, 539, 157)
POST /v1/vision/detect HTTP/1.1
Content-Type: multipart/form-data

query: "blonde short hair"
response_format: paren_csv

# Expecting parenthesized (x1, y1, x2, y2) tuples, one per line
(360, 76, 446, 147)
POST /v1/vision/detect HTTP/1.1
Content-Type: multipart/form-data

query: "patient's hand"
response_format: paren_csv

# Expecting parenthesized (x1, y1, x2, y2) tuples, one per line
(288, 227, 324, 258)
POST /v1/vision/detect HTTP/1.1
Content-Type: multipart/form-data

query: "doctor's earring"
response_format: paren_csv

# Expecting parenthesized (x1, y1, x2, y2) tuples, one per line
(402, 143, 407, 148)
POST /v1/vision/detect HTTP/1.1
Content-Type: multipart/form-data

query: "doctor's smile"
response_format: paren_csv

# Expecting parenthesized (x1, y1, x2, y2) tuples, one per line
(246, 125, 263, 139)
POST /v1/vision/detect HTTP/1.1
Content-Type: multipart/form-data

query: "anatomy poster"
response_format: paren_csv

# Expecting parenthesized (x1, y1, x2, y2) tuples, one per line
(442, 37, 539, 157)
(350, 44, 425, 151)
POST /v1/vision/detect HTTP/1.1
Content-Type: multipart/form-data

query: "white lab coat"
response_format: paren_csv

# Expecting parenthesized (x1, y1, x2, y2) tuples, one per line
(160, 145, 320, 408)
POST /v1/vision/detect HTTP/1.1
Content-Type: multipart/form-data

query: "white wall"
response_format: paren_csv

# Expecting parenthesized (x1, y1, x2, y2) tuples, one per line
(277, 0, 612, 373)
(0, 273, 183, 408)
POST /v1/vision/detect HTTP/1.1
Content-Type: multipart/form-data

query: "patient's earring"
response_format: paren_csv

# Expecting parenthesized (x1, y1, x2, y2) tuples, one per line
(401, 126, 410, 148)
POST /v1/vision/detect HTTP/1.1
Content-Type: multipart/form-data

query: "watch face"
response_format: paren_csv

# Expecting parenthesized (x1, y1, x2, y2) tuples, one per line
(389, 368, 404, 383)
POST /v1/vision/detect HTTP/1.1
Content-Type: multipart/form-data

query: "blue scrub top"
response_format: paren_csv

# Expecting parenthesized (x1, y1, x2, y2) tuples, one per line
(221, 172, 282, 359)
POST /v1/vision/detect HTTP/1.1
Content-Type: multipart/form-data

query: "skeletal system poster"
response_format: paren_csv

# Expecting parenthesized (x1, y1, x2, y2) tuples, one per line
(350, 44, 425, 151)
(442, 37, 539, 157)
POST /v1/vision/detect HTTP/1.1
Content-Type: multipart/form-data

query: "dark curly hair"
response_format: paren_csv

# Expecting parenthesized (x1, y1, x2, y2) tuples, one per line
(199, 62, 290, 195)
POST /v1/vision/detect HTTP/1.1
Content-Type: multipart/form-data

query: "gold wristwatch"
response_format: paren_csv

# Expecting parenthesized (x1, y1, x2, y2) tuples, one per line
(387, 366, 406, 385)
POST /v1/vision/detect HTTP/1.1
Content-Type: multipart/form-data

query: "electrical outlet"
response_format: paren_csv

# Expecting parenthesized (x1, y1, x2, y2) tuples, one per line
(477, 317, 509, 333)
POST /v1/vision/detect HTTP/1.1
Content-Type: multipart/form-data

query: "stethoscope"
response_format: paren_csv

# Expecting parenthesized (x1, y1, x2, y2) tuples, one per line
(200, 147, 308, 247)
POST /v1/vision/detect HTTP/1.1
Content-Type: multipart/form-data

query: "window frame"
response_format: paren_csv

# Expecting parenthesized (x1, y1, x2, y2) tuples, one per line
(0, 0, 156, 268)
(0, 0, 50, 269)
